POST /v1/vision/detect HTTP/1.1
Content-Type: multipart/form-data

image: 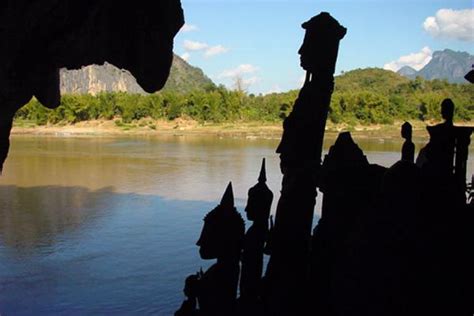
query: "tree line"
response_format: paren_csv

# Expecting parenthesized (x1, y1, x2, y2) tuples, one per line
(14, 68, 473, 126)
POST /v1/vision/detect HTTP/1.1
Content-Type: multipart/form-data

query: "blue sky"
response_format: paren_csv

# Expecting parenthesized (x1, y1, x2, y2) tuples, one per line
(174, 0, 473, 94)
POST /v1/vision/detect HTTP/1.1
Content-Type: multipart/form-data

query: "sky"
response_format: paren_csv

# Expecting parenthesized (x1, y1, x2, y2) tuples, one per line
(173, 0, 474, 94)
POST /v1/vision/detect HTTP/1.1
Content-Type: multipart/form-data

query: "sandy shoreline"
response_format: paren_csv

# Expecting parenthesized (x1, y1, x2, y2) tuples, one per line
(12, 119, 281, 138)
(11, 118, 455, 140)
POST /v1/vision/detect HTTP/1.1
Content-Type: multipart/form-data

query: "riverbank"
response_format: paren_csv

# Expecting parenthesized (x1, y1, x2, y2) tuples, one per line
(12, 118, 464, 140)
(12, 119, 283, 138)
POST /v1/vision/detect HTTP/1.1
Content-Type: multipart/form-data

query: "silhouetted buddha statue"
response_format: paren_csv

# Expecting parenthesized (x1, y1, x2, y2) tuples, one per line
(195, 182, 245, 316)
(265, 12, 346, 315)
(325, 160, 423, 316)
(239, 158, 273, 310)
(465, 65, 474, 83)
(417, 98, 472, 202)
(413, 98, 473, 315)
(175, 273, 201, 316)
(276, 13, 347, 173)
(320, 131, 369, 170)
(423, 98, 456, 175)
(401, 122, 415, 163)
(318, 131, 374, 222)
(310, 132, 386, 315)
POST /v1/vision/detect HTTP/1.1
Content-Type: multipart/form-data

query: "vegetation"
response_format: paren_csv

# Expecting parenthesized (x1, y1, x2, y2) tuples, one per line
(161, 55, 216, 94)
(14, 68, 473, 127)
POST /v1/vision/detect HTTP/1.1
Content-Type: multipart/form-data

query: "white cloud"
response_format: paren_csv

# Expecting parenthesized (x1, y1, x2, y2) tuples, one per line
(181, 24, 198, 32)
(217, 64, 261, 91)
(423, 9, 474, 41)
(183, 40, 228, 58)
(181, 52, 191, 62)
(383, 47, 433, 72)
(183, 40, 208, 51)
(243, 76, 261, 86)
(265, 85, 282, 95)
(218, 64, 259, 78)
(204, 45, 229, 57)
(230, 76, 261, 91)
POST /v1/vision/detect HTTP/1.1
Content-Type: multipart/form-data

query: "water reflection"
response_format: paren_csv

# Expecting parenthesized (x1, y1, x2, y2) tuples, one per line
(0, 187, 218, 315)
(0, 185, 112, 251)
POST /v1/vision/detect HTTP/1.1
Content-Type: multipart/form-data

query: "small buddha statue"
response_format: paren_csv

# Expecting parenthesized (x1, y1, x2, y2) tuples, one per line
(239, 158, 274, 308)
(195, 182, 245, 316)
(401, 122, 415, 163)
(175, 272, 201, 316)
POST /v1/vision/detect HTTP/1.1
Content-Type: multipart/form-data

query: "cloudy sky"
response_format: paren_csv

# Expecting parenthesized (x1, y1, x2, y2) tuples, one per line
(174, 0, 473, 94)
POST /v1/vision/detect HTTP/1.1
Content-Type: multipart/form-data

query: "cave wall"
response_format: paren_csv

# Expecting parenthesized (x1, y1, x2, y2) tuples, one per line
(0, 0, 184, 171)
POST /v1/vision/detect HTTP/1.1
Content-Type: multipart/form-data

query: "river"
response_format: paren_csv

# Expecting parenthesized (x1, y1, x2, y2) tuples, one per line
(0, 134, 472, 315)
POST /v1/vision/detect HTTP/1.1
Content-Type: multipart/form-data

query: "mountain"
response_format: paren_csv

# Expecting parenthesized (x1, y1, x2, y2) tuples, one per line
(60, 54, 215, 95)
(397, 66, 418, 79)
(397, 49, 474, 83)
(418, 49, 473, 83)
(60, 63, 144, 95)
(161, 55, 215, 93)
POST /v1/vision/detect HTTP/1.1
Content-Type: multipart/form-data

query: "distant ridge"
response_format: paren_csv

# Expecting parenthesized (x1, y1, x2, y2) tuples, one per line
(335, 67, 410, 95)
(60, 54, 215, 95)
(397, 66, 418, 79)
(59, 49, 473, 96)
(397, 49, 474, 83)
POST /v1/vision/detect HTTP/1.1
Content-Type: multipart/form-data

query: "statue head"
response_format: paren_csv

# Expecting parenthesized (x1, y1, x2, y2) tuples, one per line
(464, 65, 474, 83)
(196, 182, 245, 260)
(245, 158, 274, 223)
(401, 122, 412, 140)
(298, 12, 346, 75)
(183, 273, 200, 299)
(441, 98, 454, 123)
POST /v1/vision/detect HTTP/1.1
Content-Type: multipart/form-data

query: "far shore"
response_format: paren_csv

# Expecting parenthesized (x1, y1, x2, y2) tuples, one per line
(12, 118, 471, 140)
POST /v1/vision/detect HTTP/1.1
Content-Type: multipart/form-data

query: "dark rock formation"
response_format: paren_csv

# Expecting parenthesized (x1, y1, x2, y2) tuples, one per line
(0, 0, 184, 172)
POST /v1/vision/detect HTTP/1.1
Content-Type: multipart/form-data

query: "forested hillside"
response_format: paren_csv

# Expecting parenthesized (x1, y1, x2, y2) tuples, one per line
(329, 68, 472, 124)
(162, 55, 215, 93)
(16, 68, 473, 126)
